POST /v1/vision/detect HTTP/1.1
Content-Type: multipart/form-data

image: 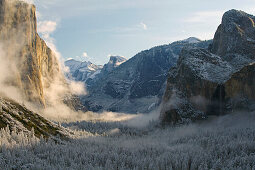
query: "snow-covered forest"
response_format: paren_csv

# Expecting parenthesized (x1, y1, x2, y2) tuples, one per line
(1, 111, 255, 169)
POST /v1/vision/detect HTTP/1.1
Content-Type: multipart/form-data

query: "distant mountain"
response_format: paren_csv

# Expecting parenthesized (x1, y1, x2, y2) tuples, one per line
(100, 56, 127, 75)
(81, 38, 212, 113)
(64, 56, 127, 86)
(65, 59, 103, 82)
(161, 9, 255, 124)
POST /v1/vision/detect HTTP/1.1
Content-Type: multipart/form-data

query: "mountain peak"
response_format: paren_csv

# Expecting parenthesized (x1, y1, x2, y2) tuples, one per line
(109, 55, 127, 65)
(183, 37, 201, 43)
(222, 9, 255, 32)
(210, 9, 255, 59)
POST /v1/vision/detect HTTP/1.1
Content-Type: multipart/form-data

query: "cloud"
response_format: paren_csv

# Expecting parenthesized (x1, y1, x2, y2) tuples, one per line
(82, 52, 88, 58)
(38, 21, 57, 34)
(37, 20, 62, 62)
(140, 22, 148, 30)
(72, 51, 93, 62)
(184, 11, 224, 23)
(80, 51, 92, 61)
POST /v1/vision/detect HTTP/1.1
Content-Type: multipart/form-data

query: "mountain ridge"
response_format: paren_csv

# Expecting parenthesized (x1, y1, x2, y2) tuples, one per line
(80, 38, 212, 113)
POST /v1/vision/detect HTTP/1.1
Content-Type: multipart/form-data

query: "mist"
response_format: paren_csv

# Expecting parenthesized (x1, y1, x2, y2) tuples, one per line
(0, 0, 164, 131)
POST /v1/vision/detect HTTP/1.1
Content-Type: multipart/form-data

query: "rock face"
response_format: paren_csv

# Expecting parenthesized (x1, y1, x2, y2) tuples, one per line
(100, 56, 127, 75)
(0, 0, 62, 106)
(161, 47, 233, 123)
(209, 9, 255, 69)
(224, 63, 255, 112)
(161, 9, 255, 124)
(81, 39, 211, 113)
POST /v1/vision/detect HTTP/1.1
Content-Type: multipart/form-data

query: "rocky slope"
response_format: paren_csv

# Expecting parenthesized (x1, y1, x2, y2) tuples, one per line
(0, 97, 69, 139)
(161, 9, 255, 124)
(81, 38, 211, 113)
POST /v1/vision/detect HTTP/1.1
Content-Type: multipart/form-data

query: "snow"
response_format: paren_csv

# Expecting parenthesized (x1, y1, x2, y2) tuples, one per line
(89, 70, 101, 79)
(183, 37, 201, 43)
(247, 37, 255, 43)
(1, 111, 255, 169)
(64, 59, 102, 82)
(181, 47, 234, 83)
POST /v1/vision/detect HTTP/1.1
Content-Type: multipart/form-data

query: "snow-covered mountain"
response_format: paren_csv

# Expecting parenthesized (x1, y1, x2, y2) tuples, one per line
(65, 59, 103, 82)
(81, 38, 212, 113)
(65, 56, 127, 84)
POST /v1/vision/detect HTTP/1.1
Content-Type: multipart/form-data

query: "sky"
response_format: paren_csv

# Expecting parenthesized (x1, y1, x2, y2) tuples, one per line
(32, 0, 255, 65)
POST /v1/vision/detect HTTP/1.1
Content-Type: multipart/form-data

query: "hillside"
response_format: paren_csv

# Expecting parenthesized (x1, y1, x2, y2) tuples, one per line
(0, 97, 69, 139)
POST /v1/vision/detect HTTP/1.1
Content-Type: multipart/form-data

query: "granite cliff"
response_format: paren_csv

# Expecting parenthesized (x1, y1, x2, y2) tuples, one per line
(161, 10, 255, 124)
(0, 0, 63, 106)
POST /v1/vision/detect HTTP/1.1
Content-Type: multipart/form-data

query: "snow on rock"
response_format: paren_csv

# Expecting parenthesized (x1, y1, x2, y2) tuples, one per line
(161, 9, 255, 124)
(64, 59, 103, 82)
(183, 37, 201, 43)
(179, 47, 233, 84)
(82, 39, 212, 113)
(0, 97, 70, 139)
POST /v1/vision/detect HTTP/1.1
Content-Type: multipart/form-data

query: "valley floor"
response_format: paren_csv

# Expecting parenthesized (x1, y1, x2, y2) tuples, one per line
(0, 112, 255, 170)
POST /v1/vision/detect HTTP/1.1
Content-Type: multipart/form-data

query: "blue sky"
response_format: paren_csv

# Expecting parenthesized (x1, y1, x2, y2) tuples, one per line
(33, 0, 255, 65)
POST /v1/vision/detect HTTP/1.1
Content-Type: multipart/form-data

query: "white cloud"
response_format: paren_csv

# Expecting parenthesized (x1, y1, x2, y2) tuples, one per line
(140, 22, 148, 30)
(37, 20, 61, 61)
(82, 52, 88, 58)
(184, 11, 224, 23)
(73, 51, 93, 62)
(38, 21, 57, 34)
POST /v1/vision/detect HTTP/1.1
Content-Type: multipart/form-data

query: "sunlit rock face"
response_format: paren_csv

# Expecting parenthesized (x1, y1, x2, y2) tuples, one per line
(161, 10, 255, 124)
(0, 0, 61, 106)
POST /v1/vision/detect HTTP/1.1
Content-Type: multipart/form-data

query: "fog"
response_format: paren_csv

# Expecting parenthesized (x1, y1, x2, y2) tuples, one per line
(0, 0, 163, 130)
